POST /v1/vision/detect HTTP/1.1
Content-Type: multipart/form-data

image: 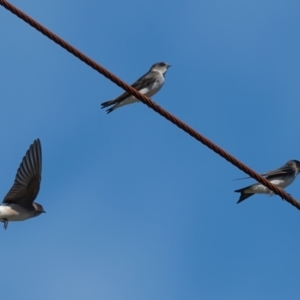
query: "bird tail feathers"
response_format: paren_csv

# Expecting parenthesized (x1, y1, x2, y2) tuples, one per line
(234, 188, 254, 204)
(101, 99, 116, 109)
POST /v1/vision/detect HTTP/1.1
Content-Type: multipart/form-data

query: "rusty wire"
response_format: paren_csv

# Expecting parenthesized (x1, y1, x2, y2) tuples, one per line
(1, 0, 300, 210)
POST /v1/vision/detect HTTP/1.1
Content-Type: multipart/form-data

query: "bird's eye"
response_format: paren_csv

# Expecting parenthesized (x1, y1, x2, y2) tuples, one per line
(159, 63, 165, 67)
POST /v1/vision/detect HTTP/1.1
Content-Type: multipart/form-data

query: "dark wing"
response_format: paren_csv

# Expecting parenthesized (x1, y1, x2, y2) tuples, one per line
(263, 163, 294, 179)
(234, 163, 294, 181)
(3, 139, 42, 206)
(131, 70, 158, 90)
(101, 71, 158, 108)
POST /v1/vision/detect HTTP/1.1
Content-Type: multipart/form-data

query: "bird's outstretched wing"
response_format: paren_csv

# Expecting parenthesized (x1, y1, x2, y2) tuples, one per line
(3, 139, 42, 207)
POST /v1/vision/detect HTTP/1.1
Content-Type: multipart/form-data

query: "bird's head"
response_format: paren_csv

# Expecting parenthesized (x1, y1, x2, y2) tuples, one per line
(151, 62, 171, 74)
(33, 202, 46, 217)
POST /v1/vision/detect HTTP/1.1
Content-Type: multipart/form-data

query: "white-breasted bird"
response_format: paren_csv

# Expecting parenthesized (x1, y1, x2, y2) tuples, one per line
(0, 139, 45, 229)
(234, 160, 300, 203)
(101, 62, 171, 113)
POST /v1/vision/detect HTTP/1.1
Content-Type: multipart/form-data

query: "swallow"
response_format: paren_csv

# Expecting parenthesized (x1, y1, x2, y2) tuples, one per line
(0, 139, 45, 229)
(235, 160, 300, 203)
(101, 62, 171, 113)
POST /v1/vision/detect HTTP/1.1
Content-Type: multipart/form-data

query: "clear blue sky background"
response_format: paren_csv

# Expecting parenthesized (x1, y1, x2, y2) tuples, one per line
(1, 0, 300, 299)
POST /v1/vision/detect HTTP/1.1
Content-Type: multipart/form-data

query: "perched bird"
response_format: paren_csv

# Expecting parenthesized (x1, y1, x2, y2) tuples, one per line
(0, 139, 45, 229)
(101, 62, 171, 113)
(235, 160, 300, 204)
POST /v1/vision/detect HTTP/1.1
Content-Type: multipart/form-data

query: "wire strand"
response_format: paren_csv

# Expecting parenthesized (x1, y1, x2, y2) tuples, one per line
(1, 0, 300, 209)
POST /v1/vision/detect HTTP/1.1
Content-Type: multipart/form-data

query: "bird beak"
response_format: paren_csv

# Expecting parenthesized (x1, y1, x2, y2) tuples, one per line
(167, 64, 172, 68)
(43, 210, 46, 213)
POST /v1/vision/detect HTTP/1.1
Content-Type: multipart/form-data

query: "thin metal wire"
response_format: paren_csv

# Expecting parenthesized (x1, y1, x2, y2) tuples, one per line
(1, 0, 300, 209)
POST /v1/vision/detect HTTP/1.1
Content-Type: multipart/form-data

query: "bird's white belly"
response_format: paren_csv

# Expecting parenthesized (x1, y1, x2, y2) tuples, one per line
(0, 204, 32, 221)
(250, 176, 295, 194)
(274, 176, 296, 188)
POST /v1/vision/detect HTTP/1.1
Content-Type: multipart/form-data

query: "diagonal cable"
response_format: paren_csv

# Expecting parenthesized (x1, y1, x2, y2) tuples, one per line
(1, 0, 300, 210)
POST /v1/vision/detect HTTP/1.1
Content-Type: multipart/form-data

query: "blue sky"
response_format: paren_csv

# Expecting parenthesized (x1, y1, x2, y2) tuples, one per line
(1, 0, 300, 299)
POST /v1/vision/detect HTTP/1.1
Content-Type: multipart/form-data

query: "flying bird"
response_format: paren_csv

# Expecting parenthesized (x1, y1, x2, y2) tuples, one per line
(0, 139, 45, 229)
(101, 62, 171, 113)
(235, 160, 300, 204)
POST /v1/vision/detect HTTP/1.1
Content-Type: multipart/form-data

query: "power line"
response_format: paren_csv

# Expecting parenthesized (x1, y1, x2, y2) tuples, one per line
(1, 0, 299, 210)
